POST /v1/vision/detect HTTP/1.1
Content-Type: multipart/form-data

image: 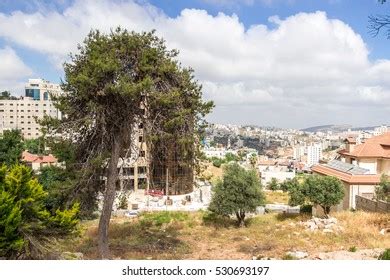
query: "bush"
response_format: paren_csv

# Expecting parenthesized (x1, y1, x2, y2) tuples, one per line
(0, 164, 79, 259)
(117, 194, 128, 210)
(212, 158, 223, 168)
(267, 178, 280, 191)
(348, 246, 357, 252)
(378, 248, 390, 260)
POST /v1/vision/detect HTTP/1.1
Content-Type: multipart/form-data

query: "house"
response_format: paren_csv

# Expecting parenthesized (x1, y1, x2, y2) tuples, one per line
(311, 133, 390, 209)
(21, 150, 60, 171)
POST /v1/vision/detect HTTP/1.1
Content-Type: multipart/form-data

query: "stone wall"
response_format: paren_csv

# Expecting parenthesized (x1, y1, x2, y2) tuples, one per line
(355, 195, 390, 213)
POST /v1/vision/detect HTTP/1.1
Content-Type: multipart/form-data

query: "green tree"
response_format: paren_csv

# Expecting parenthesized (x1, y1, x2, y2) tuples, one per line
(0, 130, 24, 165)
(225, 152, 238, 162)
(279, 177, 300, 192)
(288, 175, 344, 217)
(42, 28, 212, 258)
(0, 165, 78, 259)
(24, 137, 45, 155)
(267, 177, 280, 191)
(209, 163, 265, 227)
(376, 174, 390, 202)
(0, 91, 11, 100)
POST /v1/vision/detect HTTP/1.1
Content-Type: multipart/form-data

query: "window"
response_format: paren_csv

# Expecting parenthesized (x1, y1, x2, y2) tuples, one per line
(139, 136, 143, 142)
(140, 150, 146, 157)
(138, 166, 146, 174)
(43, 92, 49, 100)
(25, 89, 40, 100)
(138, 123, 144, 129)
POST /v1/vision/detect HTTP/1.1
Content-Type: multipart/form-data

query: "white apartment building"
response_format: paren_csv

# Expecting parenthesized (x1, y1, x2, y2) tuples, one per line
(293, 145, 306, 161)
(0, 79, 62, 139)
(306, 143, 322, 166)
(373, 125, 388, 136)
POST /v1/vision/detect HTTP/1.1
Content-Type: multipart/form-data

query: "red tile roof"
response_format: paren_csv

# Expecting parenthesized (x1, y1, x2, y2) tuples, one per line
(338, 132, 390, 159)
(22, 151, 58, 164)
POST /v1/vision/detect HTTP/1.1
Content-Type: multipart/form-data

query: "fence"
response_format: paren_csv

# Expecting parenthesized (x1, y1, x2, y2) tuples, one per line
(355, 195, 390, 213)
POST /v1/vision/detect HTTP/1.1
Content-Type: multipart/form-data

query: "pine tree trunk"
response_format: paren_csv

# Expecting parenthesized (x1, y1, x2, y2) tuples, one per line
(98, 137, 121, 259)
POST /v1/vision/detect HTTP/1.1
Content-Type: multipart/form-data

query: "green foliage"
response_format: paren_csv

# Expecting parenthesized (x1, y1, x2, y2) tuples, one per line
(209, 163, 265, 227)
(0, 130, 24, 165)
(225, 152, 238, 163)
(0, 164, 79, 259)
(212, 158, 223, 168)
(376, 174, 390, 202)
(279, 178, 300, 192)
(140, 211, 189, 227)
(378, 248, 390, 260)
(117, 194, 128, 210)
(299, 204, 313, 214)
(38, 166, 74, 212)
(23, 138, 46, 155)
(267, 178, 280, 191)
(288, 175, 344, 216)
(348, 246, 357, 252)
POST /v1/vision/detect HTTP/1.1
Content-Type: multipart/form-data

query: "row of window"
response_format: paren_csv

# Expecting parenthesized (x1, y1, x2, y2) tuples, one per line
(120, 166, 147, 176)
(5, 110, 53, 113)
(0, 104, 51, 107)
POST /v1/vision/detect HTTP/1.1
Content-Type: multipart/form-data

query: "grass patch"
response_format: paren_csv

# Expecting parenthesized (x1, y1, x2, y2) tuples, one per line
(264, 191, 289, 204)
(60, 210, 390, 260)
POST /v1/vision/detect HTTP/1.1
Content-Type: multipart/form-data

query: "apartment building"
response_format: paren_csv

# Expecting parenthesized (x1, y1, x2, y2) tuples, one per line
(306, 143, 322, 167)
(0, 79, 62, 139)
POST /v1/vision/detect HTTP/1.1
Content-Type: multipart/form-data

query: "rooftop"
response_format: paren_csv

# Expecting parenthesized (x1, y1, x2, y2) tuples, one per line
(311, 160, 380, 185)
(339, 132, 390, 159)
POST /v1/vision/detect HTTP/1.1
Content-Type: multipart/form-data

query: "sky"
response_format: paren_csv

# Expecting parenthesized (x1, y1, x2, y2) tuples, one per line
(0, 0, 389, 129)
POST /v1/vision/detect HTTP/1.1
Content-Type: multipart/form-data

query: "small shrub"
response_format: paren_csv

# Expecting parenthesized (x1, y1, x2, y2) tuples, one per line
(282, 254, 296, 260)
(378, 248, 390, 260)
(348, 246, 357, 252)
(300, 204, 312, 214)
(117, 194, 128, 210)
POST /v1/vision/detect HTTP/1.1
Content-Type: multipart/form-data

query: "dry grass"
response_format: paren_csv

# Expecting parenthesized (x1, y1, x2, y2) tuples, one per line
(264, 191, 290, 204)
(60, 210, 390, 260)
(200, 162, 223, 184)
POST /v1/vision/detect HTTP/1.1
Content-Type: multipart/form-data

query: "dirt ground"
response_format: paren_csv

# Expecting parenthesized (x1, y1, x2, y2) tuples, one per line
(60, 210, 390, 260)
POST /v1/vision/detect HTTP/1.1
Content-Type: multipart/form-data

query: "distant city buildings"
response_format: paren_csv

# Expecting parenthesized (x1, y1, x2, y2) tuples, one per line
(0, 79, 62, 139)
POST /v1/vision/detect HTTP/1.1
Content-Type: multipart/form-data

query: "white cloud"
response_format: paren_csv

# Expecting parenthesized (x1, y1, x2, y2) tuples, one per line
(0, 0, 389, 127)
(0, 46, 33, 94)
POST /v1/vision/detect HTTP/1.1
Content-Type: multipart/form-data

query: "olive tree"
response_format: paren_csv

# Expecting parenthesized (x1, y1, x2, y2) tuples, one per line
(209, 163, 265, 227)
(289, 175, 344, 217)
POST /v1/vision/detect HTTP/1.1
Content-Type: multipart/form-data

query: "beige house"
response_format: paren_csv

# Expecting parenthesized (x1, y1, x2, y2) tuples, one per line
(311, 133, 390, 209)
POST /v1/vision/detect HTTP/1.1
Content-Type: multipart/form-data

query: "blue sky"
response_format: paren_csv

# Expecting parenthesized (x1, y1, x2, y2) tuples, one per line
(0, 0, 389, 128)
